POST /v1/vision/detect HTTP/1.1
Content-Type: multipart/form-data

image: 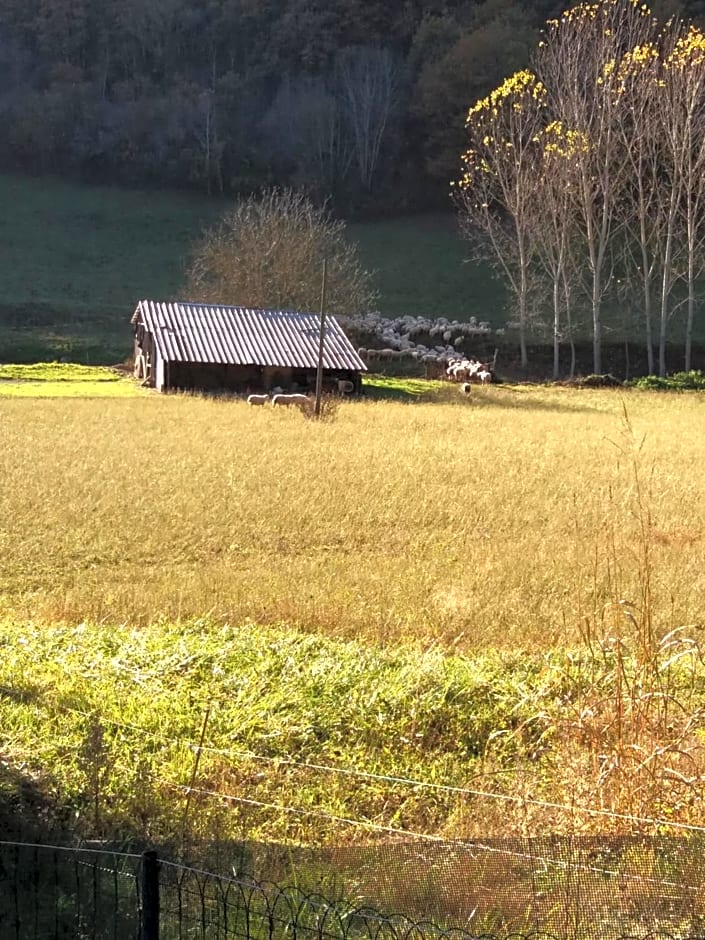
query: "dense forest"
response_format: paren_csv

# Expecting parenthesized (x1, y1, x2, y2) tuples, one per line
(1, 0, 679, 213)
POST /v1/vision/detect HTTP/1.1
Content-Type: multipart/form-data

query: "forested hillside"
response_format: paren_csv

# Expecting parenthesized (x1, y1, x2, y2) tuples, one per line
(0, 0, 613, 211)
(5, 0, 705, 373)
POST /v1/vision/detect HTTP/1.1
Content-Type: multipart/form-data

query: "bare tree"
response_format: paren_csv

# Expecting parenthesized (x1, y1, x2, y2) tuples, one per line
(335, 46, 400, 191)
(456, 70, 546, 369)
(185, 188, 378, 314)
(663, 24, 705, 372)
(650, 26, 692, 376)
(612, 38, 666, 375)
(531, 121, 586, 378)
(194, 89, 224, 195)
(533, 1, 657, 374)
(261, 76, 352, 192)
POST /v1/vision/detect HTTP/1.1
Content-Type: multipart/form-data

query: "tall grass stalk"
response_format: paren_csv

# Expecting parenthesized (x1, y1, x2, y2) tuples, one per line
(555, 406, 705, 832)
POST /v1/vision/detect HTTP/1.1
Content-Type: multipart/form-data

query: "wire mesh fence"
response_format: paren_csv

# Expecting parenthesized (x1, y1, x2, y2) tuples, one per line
(301, 836, 705, 930)
(0, 842, 142, 939)
(2, 840, 705, 940)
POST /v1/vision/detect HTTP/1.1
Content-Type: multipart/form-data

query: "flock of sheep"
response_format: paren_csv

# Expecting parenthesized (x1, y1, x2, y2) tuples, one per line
(245, 315, 498, 410)
(247, 379, 356, 413)
(247, 392, 313, 413)
(338, 311, 501, 369)
(445, 357, 493, 384)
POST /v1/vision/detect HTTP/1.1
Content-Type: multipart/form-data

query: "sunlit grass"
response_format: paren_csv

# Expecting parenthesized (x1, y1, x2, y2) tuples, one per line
(3, 384, 705, 931)
(9, 614, 705, 935)
(0, 379, 145, 397)
(0, 362, 122, 381)
(0, 362, 143, 396)
(1, 385, 703, 648)
(362, 374, 446, 399)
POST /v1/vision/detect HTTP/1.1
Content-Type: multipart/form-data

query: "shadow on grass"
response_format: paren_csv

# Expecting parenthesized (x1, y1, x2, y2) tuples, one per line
(0, 755, 71, 847)
(0, 305, 130, 364)
(362, 376, 621, 414)
(470, 384, 629, 414)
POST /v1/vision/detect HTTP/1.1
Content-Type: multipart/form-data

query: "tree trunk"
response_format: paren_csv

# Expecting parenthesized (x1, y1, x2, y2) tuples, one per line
(685, 217, 696, 373)
(552, 276, 560, 380)
(658, 227, 674, 378)
(592, 285, 601, 375)
(519, 318, 528, 370)
(563, 269, 575, 379)
(518, 241, 529, 370)
(640, 241, 654, 375)
(685, 284, 694, 373)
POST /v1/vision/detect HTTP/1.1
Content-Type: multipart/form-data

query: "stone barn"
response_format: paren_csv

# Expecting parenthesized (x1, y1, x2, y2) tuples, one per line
(132, 300, 366, 394)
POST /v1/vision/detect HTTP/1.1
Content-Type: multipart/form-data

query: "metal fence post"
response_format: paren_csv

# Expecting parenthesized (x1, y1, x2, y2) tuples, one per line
(141, 850, 160, 940)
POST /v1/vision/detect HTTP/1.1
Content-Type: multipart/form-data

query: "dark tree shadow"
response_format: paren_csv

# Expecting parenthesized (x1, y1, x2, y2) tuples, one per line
(362, 380, 626, 415)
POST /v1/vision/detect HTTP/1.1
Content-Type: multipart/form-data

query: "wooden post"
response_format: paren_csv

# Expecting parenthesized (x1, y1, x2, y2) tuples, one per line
(314, 258, 328, 418)
(141, 850, 160, 940)
(179, 706, 211, 862)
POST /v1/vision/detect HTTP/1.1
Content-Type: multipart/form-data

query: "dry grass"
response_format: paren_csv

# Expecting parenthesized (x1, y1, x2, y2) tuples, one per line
(1, 384, 704, 650)
(4, 383, 705, 935)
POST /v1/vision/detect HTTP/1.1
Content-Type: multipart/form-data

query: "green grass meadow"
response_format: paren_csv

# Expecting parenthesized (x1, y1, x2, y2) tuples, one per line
(0, 361, 140, 396)
(0, 174, 500, 363)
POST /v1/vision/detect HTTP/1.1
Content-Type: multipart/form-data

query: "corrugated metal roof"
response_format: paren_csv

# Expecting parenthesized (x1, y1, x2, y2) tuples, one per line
(133, 300, 366, 372)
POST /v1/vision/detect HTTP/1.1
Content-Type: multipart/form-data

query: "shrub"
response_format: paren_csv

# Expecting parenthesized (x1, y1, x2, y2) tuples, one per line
(629, 370, 705, 391)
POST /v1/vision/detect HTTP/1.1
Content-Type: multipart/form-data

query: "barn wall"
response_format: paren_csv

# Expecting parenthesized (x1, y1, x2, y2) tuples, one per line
(155, 353, 165, 391)
(262, 366, 294, 390)
(165, 362, 262, 392)
(157, 360, 362, 394)
(133, 325, 156, 385)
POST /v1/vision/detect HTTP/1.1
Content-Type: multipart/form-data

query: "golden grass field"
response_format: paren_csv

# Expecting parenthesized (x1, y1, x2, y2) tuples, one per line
(1, 382, 704, 650)
(3, 379, 705, 934)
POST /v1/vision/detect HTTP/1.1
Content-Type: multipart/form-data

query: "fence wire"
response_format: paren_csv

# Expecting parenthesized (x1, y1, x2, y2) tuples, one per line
(179, 834, 705, 940)
(0, 843, 141, 939)
(1, 840, 705, 940)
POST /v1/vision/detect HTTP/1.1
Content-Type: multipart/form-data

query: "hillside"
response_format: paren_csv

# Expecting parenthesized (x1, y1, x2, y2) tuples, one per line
(0, 174, 502, 363)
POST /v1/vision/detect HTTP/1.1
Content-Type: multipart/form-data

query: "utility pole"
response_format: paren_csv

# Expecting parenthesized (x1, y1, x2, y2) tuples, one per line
(314, 258, 328, 418)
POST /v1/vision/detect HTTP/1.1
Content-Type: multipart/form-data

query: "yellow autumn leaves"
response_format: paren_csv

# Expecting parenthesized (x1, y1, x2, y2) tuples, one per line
(467, 69, 546, 122)
(458, 0, 705, 192)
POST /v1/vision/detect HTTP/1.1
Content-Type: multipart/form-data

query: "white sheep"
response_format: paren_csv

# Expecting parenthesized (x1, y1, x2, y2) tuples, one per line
(271, 393, 313, 413)
(247, 394, 269, 405)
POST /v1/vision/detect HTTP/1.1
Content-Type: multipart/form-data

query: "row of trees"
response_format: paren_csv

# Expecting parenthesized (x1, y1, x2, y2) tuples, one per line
(0, 0, 570, 208)
(456, 0, 705, 375)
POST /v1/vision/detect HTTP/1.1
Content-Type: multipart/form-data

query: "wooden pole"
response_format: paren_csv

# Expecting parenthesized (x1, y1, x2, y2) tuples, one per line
(314, 258, 328, 418)
(140, 850, 160, 940)
(179, 705, 211, 861)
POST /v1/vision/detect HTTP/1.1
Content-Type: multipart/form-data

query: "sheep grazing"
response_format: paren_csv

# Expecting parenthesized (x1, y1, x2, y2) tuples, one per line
(446, 357, 477, 382)
(247, 394, 269, 405)
(337, 379, 355, 394)
(445, 357, 494, 384)
(271, 393, 313, 414)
